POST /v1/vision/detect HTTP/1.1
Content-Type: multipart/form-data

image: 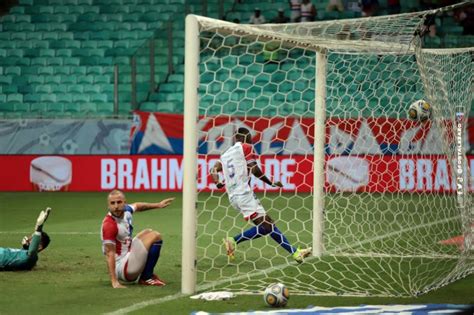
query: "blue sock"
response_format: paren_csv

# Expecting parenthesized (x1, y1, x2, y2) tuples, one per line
(234, 225, 269, 244)
(140, 240, 163, 280)
(270, 226, 296, 254)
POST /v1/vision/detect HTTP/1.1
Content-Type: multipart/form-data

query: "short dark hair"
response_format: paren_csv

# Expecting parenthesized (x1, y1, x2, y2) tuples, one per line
(40, 232, 51, 250)
(235, 127, 252, 143)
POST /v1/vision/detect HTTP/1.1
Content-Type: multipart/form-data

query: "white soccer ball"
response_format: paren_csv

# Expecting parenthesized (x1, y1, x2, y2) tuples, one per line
(408, 99, 432, 122)
(263, 283, 289, 307)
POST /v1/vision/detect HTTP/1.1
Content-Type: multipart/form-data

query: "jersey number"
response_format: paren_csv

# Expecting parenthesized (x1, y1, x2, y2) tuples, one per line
(226, 159, 235, 178)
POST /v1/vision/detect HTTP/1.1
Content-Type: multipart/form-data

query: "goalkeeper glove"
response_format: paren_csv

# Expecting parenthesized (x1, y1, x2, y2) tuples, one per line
(21, 236, 30, 249)
(35, 207, 51, 231)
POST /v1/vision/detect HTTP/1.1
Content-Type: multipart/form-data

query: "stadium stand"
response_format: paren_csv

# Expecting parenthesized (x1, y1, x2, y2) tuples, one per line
(0, 0, 472, 117)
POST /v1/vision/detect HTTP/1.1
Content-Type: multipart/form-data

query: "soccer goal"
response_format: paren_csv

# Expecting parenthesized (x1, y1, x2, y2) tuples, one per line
(182, 6, 473, 297)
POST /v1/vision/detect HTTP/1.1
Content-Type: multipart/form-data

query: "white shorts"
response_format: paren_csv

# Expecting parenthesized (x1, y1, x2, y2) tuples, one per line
(229, 192, 266, 221)
(116, 237, 148, 282)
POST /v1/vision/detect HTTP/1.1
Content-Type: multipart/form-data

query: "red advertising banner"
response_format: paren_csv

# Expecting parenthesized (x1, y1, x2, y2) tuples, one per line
(0, 155, 473, 193)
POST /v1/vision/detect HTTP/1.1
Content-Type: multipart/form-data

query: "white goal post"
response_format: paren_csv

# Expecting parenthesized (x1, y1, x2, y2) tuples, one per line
(182, 7, 473, 296)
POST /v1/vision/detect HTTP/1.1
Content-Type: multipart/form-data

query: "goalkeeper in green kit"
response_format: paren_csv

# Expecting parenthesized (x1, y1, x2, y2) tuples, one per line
(0, 208, 51, 271)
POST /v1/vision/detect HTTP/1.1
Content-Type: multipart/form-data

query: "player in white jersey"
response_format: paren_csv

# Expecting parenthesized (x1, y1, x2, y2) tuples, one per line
(101, 190, 174, 288)
(211, 127, 311, 263)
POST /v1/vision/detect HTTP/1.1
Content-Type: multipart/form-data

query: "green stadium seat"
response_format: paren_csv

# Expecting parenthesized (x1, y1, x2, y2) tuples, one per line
(104, 14, 123, 22)
(64, 103, 80, 114)
(94, 75, 110, 84)
(57, 93, 73, 103)
(11, 6, 26, 14)
(30, 103, 47, 113)
(82, 84, 100, 94)
(47, 103, 64, 113)
(6, 93, 23, 103)
(0, 103, 15, 112)
(53, 66, 70, 75)
(51, 40, 81, 49)
(73, 94, 90, 103)
(50, 84, 67, 93)
(79, 103, 98, 115)
(90, 94, 108, 103)
(8, 32, 25, 41)
(156, 101, 177, 113)
(140, 102, 158, 111)
(7, 48, 24, 57)
(77, 75, 94, 85)
(117, 103, 131, 115)
(67, 84, 83, 93)
(31, 57, 46, 66)
(38, 66, 54, 75)
(97, 103, 114, 116)
(35, 85, 51, 93)
(0, 32, 9, 42)
(64, 57, 80, 66)
(5, 66, 21, 76)
(40, 94, 56, 102)
(53, 6, 69, 14)
(87, 66, 103, 75)
(0, 76, 13, 85)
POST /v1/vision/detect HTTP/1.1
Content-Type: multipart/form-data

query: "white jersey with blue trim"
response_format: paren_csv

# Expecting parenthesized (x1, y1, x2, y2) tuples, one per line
(220, 142, 256, 198)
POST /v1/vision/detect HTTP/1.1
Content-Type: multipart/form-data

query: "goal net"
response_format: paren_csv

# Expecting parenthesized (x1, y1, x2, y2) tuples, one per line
(182, 7, 473, 297)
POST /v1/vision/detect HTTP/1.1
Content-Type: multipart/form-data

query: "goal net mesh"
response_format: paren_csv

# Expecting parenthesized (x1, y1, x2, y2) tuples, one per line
(192, 10, 473, 297)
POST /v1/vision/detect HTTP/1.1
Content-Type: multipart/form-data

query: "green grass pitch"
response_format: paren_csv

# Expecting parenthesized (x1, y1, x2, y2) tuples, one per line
(0, 192, 472, 314)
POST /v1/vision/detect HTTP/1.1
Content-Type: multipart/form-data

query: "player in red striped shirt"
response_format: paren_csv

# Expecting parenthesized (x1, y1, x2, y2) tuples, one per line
(101, 190, 174, 288)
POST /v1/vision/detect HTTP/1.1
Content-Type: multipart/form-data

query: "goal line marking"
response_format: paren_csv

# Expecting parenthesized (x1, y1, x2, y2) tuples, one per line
(106, 215, 463, 314)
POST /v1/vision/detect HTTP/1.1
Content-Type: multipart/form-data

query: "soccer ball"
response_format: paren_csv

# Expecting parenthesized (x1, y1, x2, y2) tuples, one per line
(408, 99, 432, 121)
(263, 283, 289, 307)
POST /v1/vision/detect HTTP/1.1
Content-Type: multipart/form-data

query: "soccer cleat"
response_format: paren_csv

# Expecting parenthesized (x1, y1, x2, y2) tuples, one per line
(292, 247, 312, 263)
(151, 274, 166, 285)
(223, 237, 236, 260)
(138, 277, 166, 286)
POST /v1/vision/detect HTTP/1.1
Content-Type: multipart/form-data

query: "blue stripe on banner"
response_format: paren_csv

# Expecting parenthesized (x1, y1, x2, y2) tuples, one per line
(191, 304, 474, 315)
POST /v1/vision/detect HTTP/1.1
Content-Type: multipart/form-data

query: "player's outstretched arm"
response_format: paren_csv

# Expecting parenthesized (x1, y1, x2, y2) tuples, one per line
(248, 162, 282, 187)
(35, 207, 51, 232)
(104, 243, 126, 288)
(210, 161, 225, 188)
(132, 198, 175, 212)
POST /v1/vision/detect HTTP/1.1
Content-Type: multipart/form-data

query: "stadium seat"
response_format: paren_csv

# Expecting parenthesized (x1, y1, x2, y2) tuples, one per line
(97, 103, 114, 116)
(7, 93, 23, 103)
(72, 93, 91, 103)
(140, 101, 158, 111)
(90, 94, 108, 103)
(47, 103, 64, 114)
(57, 94, 73, 103)
(79, 103, 98, 115)
(30, 103, 47, 113)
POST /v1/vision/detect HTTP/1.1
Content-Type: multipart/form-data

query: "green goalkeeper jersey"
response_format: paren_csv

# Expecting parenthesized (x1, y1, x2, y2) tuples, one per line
(0, 232, 41, 270)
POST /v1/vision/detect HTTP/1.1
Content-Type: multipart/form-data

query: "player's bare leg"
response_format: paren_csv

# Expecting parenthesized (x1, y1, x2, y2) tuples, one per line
(135, 229, 154, 239)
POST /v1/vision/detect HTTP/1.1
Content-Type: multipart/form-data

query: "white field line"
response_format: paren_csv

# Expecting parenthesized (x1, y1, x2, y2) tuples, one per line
(332, 252, 472, 260)
(103, 293, 187, 315)
(105, 215, 464, 314)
